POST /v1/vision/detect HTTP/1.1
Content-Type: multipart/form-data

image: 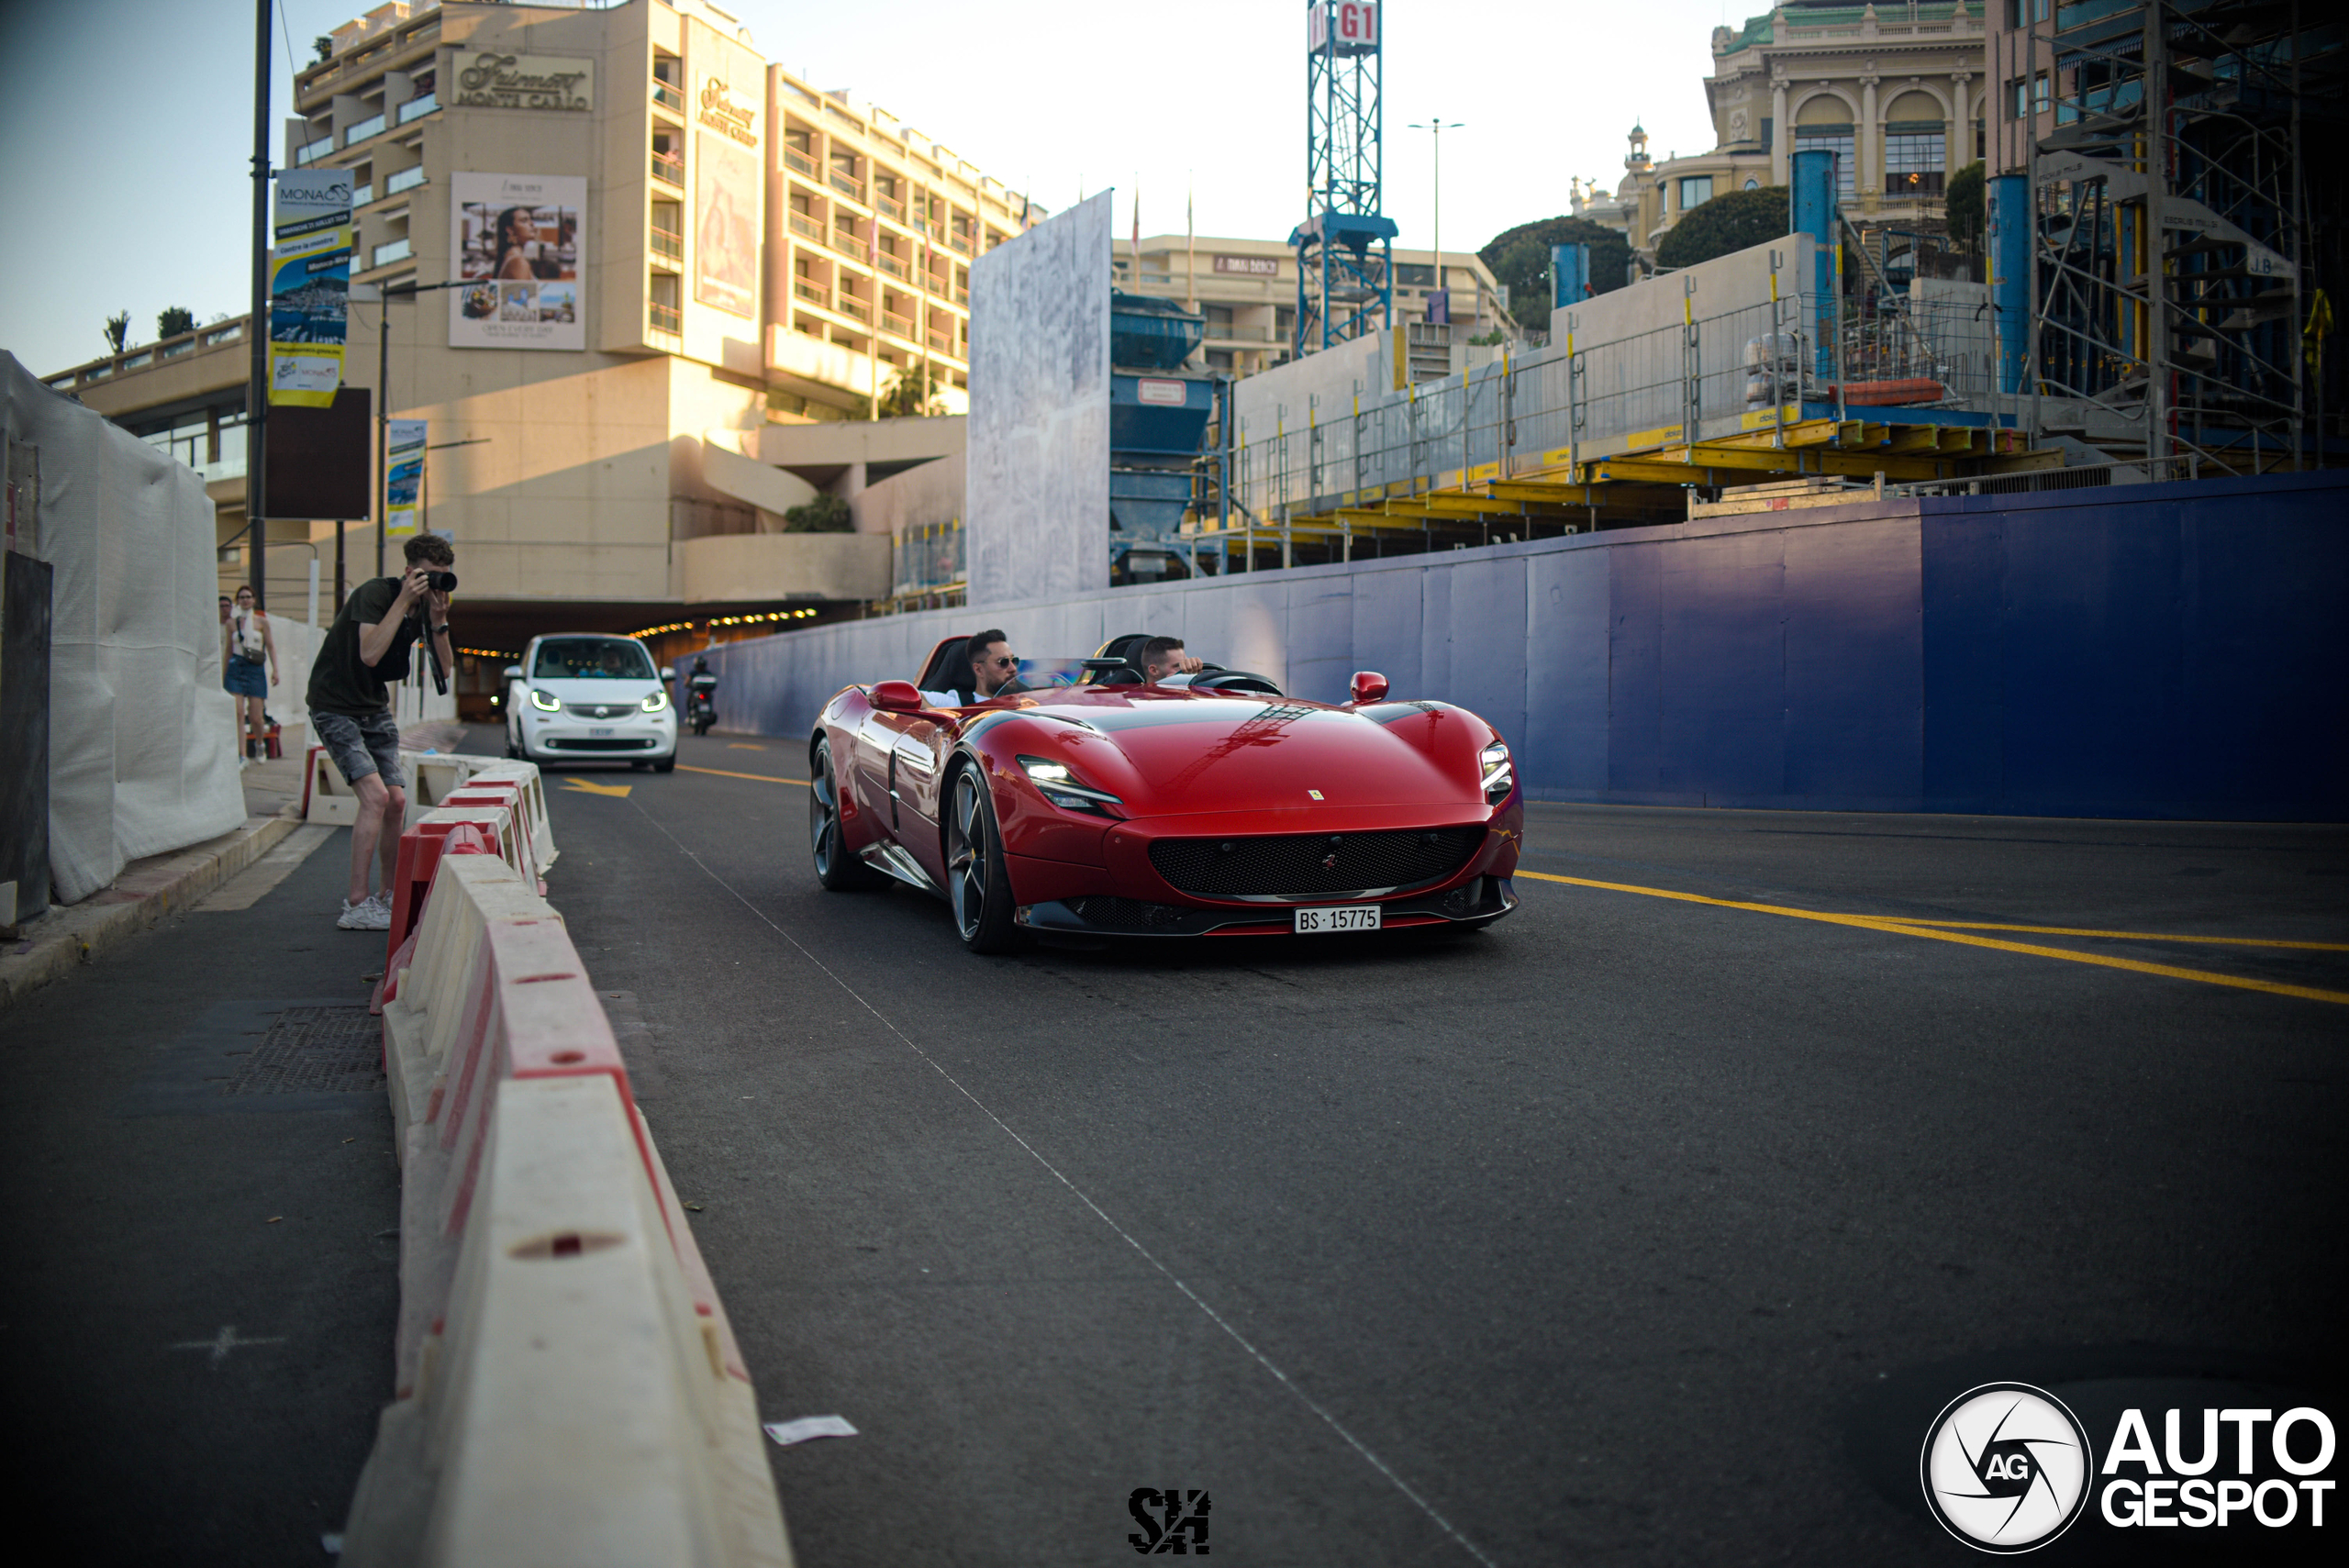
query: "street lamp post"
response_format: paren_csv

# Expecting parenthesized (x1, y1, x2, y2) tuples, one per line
(1407, 118, 1465, 318)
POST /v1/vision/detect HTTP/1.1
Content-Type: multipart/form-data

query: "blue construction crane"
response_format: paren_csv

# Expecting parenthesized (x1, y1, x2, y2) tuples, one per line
(1292, 2, 1395, 360)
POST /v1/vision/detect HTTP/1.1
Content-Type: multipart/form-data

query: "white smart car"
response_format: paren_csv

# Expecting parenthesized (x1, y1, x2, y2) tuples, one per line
(504, 633, 678, 772)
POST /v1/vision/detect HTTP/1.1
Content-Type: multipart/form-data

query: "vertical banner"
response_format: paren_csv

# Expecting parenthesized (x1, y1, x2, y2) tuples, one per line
(449, 172, 586, 350)
(384, 419, 427, 537)
(694, 128, 759, 317)
(269, 171, 354, 406)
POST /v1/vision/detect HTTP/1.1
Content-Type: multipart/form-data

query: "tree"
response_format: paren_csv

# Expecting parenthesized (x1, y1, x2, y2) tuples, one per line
(875, 361, 946, 419)
(157, 306, 195, 339)
(782, 493, 852, 533)
(102, 311, 129, 353)
(1476, 217, 1631, 335)
(1654, 186, 1790, 271)
(1944, 161, 1986, 253)
(314, 36, 334, 64)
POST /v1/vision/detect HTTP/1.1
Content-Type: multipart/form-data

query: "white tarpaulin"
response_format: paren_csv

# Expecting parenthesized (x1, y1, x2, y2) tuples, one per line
(1, 352, 245, 904)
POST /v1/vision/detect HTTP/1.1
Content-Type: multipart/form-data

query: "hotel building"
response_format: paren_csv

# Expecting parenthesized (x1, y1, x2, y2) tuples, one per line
(43, 0, 1040, 652)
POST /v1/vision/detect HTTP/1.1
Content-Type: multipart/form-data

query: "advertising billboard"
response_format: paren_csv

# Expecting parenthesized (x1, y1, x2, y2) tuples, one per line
(269, 171, 353, 406)
(695, 129, 759, 318)
(384, 419, 427, 538)
(448, 172, 586, 350)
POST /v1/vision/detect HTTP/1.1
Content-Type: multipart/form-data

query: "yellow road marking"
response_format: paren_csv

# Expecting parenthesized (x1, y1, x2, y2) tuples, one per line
(727, 743, 767, 751)
(676, 763, 809, 786)
(1515, 870, 2349, 1006)
(1874, 917, 2349, 952)
(560, 778, 633, 798)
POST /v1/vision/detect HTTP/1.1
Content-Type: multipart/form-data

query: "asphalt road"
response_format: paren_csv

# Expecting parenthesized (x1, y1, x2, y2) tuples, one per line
(521, 730, 2346, 1566)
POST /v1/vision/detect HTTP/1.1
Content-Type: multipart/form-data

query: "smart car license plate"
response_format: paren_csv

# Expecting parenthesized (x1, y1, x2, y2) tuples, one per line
(589, 726, 615, 737)
(1295, 904, 1380, 934)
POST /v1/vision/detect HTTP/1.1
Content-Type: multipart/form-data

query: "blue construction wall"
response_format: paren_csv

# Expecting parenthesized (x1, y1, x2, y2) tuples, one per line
(696, 472, 2349, 822)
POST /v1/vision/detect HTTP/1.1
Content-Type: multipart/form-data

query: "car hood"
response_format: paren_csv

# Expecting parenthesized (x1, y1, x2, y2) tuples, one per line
(972, 690, 1494, 817)
(529, 677, 664, 704)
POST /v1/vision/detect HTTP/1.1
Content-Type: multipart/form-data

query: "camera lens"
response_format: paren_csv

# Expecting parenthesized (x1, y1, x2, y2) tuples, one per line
(427, 571, 459, 592)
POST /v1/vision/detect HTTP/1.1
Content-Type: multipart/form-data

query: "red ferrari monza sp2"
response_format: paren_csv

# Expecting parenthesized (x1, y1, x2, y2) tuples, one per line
(807, 634, 1522, 953)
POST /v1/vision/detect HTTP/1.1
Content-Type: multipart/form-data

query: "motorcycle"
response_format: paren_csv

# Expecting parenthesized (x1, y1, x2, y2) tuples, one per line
(686, 679, 718, 736)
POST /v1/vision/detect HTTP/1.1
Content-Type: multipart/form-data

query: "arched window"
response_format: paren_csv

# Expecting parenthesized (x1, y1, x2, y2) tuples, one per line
(1743, 177, 1760, 190)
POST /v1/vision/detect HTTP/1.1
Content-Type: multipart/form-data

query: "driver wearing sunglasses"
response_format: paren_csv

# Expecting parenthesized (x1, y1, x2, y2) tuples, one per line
(921, 628, 1027, 706)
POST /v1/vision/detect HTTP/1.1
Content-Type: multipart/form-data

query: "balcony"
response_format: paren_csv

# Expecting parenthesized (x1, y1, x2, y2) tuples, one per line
(385, 165, 427, 197)
(829, 171, 863, 203)
(788, 211, 823, 242)
(295, 137, 333, 165)
(342, 111, 386, 145)
(882, 311, 917, 340)
(874, 194, 903, 222)
(927, 328, 955, 354)
(924, 270, 951, 297)
(651, 222, 682, 263)
(954, 286, 969, 306)
(832, 224, 861, 254)
(651, 301, 682, 336)
(795, 279, 828, 306)
(351, 182, 373, 207)
(371, 237, 413, 269)
(874, 251, 908, 281)
(784, 147, 815, 177)
(651, 151, 684, 187)
(947, 232, 971, 256)
(833, 292, 871, 325)
(397, 92, 436, 125)
(652, 80, 685, 112)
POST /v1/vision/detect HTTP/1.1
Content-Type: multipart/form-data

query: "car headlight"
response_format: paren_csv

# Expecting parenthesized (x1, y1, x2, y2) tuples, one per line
(529, 688, 561, 712)
(640, 689, 670, 713)
(1018, 754, 1122, 813)
(1480, 740, 1514, 805)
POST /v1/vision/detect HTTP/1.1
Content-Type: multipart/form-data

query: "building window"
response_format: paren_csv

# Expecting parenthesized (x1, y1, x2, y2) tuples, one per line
(2008, 73, 2051, 120)
(2005, 0, 2052, 24)
(1677, 175, 1714, 210)
(1884, 125, 1946, 196)
(1743, 177, 1760, 191)
(1793, 128, 1855, 197)
(1760, 117, 1773, 150)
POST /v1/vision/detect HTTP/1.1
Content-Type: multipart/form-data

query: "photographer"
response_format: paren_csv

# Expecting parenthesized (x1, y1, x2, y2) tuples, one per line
(306, 535, 457, 931)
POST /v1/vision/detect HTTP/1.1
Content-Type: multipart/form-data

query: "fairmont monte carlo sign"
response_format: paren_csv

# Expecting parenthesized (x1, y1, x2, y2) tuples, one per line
(451, 52, 594, 113)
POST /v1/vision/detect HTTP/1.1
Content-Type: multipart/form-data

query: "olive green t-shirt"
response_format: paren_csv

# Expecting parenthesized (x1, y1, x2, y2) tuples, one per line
(306, 576, 422, 717)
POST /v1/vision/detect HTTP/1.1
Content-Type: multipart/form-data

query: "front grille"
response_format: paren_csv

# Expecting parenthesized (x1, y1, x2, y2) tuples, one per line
(1066, 895, 1197, 932)
(565, 702, 638, 719)
(1149, 825, 1485, 898)
(548, 738, 657, 751)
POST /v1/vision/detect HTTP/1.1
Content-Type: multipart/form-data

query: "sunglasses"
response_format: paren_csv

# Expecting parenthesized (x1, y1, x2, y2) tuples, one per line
(985, 654, 1015, 667)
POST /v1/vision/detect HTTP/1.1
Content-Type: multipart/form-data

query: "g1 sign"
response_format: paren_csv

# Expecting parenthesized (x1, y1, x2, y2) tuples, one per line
(1308, 2, 1379, 56)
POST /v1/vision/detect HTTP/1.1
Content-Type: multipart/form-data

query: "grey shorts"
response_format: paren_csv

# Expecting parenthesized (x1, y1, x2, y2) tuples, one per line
(312, 709, 406, 791)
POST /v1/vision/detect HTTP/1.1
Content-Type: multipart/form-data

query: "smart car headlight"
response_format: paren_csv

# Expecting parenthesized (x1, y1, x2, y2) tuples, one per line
(529, 687, 562, 712)
(640, 689, 670, 713)
(1480, 740, 1514, 805)
(1019, 754, 1122, 813)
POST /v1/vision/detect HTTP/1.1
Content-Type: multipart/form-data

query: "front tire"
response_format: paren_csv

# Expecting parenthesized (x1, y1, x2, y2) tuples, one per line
(810, 739, 883, 891)
(946, 765, 1020, 954)
(653, 756, 675, 773)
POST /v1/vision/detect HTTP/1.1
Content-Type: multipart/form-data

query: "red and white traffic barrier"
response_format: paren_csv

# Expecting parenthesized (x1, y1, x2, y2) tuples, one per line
(340, 823, 788, 1567)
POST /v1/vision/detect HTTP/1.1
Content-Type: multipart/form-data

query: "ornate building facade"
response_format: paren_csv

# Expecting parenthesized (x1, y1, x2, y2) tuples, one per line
(1574, 3, 1988, 261)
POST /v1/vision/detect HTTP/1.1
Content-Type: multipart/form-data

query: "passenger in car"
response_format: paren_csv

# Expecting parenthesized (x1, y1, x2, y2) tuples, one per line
(922, 628, 1025, 706)
(1141, 636, 1205, 684)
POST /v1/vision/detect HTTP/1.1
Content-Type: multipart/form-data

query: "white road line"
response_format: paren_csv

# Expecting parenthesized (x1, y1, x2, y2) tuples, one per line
(630, 798, 1500, 1567)
(170, 1324, 285, 1366)
(196, 825, 334, 911)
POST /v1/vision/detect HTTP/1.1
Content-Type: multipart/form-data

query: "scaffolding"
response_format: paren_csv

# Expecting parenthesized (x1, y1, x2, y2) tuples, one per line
(2022, 0, 2332, 471)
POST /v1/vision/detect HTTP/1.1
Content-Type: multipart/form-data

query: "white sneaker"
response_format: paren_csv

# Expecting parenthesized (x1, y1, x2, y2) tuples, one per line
(338, 897, 392, 931)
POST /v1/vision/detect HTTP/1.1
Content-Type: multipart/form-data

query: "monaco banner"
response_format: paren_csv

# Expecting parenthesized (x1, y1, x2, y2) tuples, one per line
(268, 171, 354, 406)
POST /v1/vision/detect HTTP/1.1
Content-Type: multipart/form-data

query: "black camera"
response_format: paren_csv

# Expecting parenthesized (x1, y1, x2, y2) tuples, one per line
(423, 569, 459, 593)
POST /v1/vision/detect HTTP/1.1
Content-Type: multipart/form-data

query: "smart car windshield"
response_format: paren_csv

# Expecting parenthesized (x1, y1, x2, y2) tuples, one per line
(532, 637, 657, 681)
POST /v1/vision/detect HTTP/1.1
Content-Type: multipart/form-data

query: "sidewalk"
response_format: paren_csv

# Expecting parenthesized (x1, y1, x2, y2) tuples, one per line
(0, 752, 308, 1010)
(0, 795, 401, 1562)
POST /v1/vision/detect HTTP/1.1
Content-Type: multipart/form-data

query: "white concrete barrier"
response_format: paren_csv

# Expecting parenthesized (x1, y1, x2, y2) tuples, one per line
(345, 833, 788, 1567)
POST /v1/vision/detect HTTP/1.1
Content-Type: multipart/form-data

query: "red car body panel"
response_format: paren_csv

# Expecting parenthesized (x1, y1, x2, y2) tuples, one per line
(811, 637, 1522, 938)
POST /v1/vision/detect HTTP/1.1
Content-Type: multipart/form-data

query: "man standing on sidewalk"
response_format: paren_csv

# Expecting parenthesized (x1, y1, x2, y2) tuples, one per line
(305, 535, 457, 930)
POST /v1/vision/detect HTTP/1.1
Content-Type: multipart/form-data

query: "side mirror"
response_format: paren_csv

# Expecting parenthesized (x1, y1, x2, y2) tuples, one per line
(1349, 670, 1389, 705)
(871, 679, 925, 713)
(659, 665, 676, 681)
(502, 664, 523, 683)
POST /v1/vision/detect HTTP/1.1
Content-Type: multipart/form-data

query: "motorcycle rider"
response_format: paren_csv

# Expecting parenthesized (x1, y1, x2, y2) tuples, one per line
(686, 654, 718, 732)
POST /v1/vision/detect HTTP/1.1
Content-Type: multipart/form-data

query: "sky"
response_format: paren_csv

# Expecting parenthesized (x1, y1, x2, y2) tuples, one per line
(0, 0, 1742, 378)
